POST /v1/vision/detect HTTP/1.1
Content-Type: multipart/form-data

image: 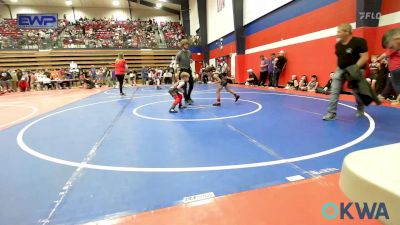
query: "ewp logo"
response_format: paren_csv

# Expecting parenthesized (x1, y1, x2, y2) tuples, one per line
(17, 14, 58, 29)
(322, 202, 389, 220)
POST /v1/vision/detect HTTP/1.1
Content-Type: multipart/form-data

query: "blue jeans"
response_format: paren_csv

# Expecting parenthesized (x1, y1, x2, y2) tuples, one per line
(327, 67, 365, 114)
(390, 69, 400, 96)
(272, 68, 281, 87)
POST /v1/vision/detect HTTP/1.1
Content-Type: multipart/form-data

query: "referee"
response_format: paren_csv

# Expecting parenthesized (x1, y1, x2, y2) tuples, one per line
(175, 39, 194, 105)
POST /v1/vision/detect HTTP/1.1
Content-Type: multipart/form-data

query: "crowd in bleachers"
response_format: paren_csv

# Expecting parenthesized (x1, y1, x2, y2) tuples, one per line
(61, 18, 160, 48)
(160, 21, 184, 48)
(0, 18, 68, 49)
(0, 17, 188, 49)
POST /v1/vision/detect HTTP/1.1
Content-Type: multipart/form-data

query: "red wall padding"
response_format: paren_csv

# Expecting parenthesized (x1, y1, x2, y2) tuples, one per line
(381, 0, 400, 15)
(236, 23, 400, 86)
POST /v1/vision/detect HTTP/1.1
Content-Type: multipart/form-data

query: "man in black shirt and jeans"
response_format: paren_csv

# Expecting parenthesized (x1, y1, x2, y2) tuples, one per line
(273, 50, 287, 87)
(175, 39, 194, 105)
(323, 23, 369, 121)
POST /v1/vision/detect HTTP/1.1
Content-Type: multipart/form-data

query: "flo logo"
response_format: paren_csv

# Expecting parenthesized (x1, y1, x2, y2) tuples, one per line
(322, 202, 389, 220)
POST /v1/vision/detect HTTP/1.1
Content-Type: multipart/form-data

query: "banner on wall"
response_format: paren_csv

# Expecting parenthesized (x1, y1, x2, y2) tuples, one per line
(17, 14, 58, 29)
(217, 0, 225, 12)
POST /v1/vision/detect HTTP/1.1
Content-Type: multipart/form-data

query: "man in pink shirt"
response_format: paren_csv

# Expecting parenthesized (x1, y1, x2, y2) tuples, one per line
(378, 28, 400, 105)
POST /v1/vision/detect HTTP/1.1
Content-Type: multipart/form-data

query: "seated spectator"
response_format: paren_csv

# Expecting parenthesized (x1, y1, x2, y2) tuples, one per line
(245, 69, 259, 86)
(316, 72, 334, 95)
(285, 75, 299, 90)
(307, 75, 319, 91)
(298, 75, 308, 91)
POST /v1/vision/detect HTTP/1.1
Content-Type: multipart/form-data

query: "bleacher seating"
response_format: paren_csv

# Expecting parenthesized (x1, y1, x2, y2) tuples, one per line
(0, 49, 177, 71)
(0, 18, 186, 50)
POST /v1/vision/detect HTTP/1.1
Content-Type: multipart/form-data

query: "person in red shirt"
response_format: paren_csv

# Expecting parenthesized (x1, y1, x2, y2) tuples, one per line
(378, 28, 400, 105)
(115, 52, 127, 96)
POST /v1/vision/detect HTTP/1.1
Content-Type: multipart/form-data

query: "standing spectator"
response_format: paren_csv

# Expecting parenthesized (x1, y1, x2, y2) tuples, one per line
(129, 70, 137, 86)
(267, 53, 276, 86)
(90, 65, 97, 81)
(273, 50, 287, 87)
(259, 54, 269, 86)
(0, 70, 12, 92)
(114, 52, 127, 96)
(220, 58, 229, 77)
(367, 56, 380, 91)
(70, 61, 79, 78)
(18, 72, 30, 92)
(377, 28, 400, 105)
(10, 70, 18, 92)
(141, 66, 149, 85)
(164, 66, 174, 84)
(175, 39, 193, 105)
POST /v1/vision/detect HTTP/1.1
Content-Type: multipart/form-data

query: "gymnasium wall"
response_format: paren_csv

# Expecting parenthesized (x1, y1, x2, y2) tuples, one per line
(0, 6, 10, 19)
(206, 0, 234, 44)
(189, 0, 199, 36)
(243, 0, 293, 25)
(204, 0, 295, 44)
(0, 5, 179, 22)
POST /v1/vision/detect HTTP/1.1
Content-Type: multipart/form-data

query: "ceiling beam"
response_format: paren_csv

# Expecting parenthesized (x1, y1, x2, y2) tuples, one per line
(163, 0, 182, 4)
(128, 0, 181, 15)
(0, 0, 13, 19)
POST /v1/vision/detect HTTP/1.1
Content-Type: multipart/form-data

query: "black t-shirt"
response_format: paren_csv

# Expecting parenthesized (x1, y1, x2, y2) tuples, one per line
(324, 79, 333, 89)
(250, 73, 259, 83)
(336, 37, 368, 69)
(276, 56, 287, 70)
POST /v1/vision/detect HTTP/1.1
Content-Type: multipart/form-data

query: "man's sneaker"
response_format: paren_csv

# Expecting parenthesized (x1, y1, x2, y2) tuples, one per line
(234, 95, 240, 102)
(212, 102, 221, 107)
(322, 113, 336, 121)
(169, 109, 178, 113)
(179, 105, 187, 109)
(188, 99, 194, 104)
(120, 92, 126, 96)
(356, 110, 365, 117)
(377, 94, 385, 100)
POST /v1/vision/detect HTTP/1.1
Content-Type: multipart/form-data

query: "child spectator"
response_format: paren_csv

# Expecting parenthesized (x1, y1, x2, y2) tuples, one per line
(285, 75, 298, 89)
(307, 75, 319, 91)
(367, 56, 380, 91)
(316, 72, 334, 95)
(129, 71, 137, 86)
(298, 75, 308, 91)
